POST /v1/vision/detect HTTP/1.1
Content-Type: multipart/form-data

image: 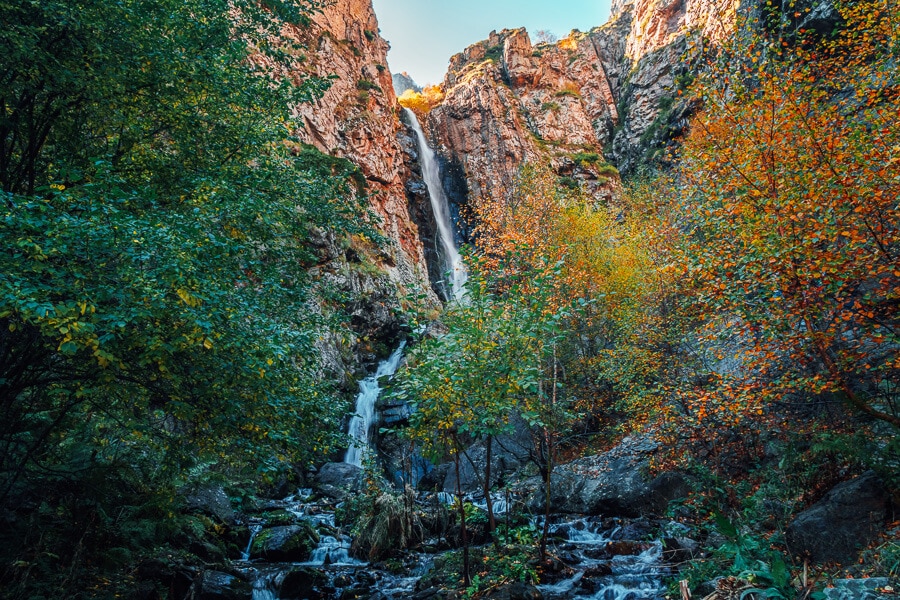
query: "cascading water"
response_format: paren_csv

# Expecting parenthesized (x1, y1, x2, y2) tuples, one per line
(403, 107, 467, 300)
(344, 342, 407, 467)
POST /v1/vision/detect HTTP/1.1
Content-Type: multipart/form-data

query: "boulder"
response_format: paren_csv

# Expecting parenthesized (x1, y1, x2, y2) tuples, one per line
(442, 433, 531, 495)
(314, 462, 363, 499)
(822, 578, 893, 599)
(279, 567, 328, 600)
(183, 485, 235, 524)
(194, 571, 251, 600)
(481, 582, 543, 600)
(786, 471, 890, 564)
(527, 436, 690, 517)
(249, 523, 319, 562)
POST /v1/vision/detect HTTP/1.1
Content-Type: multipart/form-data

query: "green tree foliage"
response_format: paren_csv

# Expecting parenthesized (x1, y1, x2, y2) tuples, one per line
(0, 0, 373, 594)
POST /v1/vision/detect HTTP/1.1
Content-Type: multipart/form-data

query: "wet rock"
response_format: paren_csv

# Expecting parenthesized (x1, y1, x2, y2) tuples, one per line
(823, 578, 893, 599)
(280, 567, 328, 600)
(786, 471, 890, 564)
(662, 536, 700, 563)
(482, 582, 543, 600)
(528, 436, 690, 517)
(194, 571, 251, 600)
(315, 462, 363, 500)
(250, 523, 319, 562)
(606, 540, 652, 555)
(183, 485, 235, 524)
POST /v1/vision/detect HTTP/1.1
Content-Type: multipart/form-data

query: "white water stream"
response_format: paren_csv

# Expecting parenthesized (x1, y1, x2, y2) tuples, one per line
(403, 107, 467, 300)
(344, 342, 406, 467)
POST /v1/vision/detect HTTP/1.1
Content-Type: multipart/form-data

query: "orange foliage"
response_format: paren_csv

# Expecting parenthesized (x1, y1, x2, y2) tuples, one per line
(673, 0, 900, 428)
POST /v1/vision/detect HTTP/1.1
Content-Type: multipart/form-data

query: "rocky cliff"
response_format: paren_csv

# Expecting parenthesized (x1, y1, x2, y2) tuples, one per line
(418, 0, 740, 210)
(273, 0, 442, 373)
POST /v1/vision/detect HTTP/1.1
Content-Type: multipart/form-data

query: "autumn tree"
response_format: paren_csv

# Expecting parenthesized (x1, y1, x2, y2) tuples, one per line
(670, 0, 899, 430)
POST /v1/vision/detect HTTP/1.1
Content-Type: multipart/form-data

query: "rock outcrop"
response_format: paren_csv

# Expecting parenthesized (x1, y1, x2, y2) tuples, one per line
(525, 436, 690, 517)
(786, 472, 892, 564)
(417, 0, 741, 209)
(286, 0, 432, 294)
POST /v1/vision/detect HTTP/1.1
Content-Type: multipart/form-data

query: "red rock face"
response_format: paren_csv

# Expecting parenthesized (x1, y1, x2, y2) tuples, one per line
(418, 0, 738, 199)
(280, 0, 433, 296)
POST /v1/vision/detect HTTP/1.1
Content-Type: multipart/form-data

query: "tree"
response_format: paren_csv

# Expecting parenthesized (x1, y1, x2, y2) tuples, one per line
(0, 0, 373, 594)
(671, 0, 899, 429)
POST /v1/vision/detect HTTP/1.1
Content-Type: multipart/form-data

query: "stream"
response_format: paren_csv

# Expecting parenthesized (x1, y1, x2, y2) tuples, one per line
(235, 490, 668, 600)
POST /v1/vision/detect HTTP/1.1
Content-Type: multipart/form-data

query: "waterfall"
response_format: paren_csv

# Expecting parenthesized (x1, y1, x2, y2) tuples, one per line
(403, 107, 467, 300)
(344, 342, 406, 467)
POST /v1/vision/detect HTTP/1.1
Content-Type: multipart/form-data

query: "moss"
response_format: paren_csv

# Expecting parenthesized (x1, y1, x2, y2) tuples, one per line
(541, 101, 560, 112)
(260, 509, 295, 526)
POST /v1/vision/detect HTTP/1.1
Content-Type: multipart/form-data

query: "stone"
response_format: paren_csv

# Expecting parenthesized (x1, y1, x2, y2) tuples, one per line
(314, 462, 364, 499)
(527, 435, 690, 517)
(249, 524, 319, 562)
(280, 567, 329, 600)
(481, 582, 543, 600)
(194, 571, 252, 600)
(183, 484, 235, 524)
(822, 578, 893, 599)
(786, 471, 890, 564)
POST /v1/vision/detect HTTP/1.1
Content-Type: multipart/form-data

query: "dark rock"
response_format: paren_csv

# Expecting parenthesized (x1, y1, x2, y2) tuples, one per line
(482, 582, 543, 600)
(786, 471, 890, 564)
(183, 485, 235, 524)
(189, 540, 227, 563)
(280, 567, 328, 600)
(606, 540, 652, 555)
(194, 571, 251, 600)
(662, 536, 700, 563)
(442, 434, 531, 494)
(128, 581, 160, 600)
(823, 577, 893, 599)
(528, 436, 691, 517)
(250, 523, 319, 562)
(315, 462, 363, 500)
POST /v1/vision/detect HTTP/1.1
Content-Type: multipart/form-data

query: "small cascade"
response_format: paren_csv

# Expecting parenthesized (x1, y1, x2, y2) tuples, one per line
(403, 107, 467, 300)
(538, 518, 667, 599)
(242, 522, 264, 561)
(251, 570, 281, 600)
(344, 342, 406, 467)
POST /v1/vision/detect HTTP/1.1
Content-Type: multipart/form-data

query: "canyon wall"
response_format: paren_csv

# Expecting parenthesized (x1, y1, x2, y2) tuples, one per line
(420, 0, 740, 209)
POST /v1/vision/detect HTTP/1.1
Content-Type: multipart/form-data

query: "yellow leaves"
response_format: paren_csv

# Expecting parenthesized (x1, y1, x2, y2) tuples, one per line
(176, 288, 202, 307)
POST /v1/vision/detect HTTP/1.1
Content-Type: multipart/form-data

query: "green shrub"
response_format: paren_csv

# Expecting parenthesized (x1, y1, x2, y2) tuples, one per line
(484, 44, 503, 62)
(572, 151, 600, 165)
(357, 78, 380, 91)
(541, 101, 560, 112)
(554, 88, 580, 98)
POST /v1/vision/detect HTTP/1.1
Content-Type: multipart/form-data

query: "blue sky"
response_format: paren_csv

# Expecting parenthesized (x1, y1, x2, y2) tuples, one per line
(371, 0, 614, 86)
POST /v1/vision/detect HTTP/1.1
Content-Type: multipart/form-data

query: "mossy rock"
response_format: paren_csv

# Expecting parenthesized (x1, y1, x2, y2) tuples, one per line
(249, 522, 319, 561)
(259, 509, 296, 527)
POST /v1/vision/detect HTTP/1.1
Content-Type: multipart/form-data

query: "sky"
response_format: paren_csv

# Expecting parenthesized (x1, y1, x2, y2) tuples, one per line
(371, 0, 614, 87)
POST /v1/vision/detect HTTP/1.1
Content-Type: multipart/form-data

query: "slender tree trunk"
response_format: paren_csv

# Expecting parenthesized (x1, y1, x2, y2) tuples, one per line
(484, 434, 497, 540)
(454, 448, 470, 587)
